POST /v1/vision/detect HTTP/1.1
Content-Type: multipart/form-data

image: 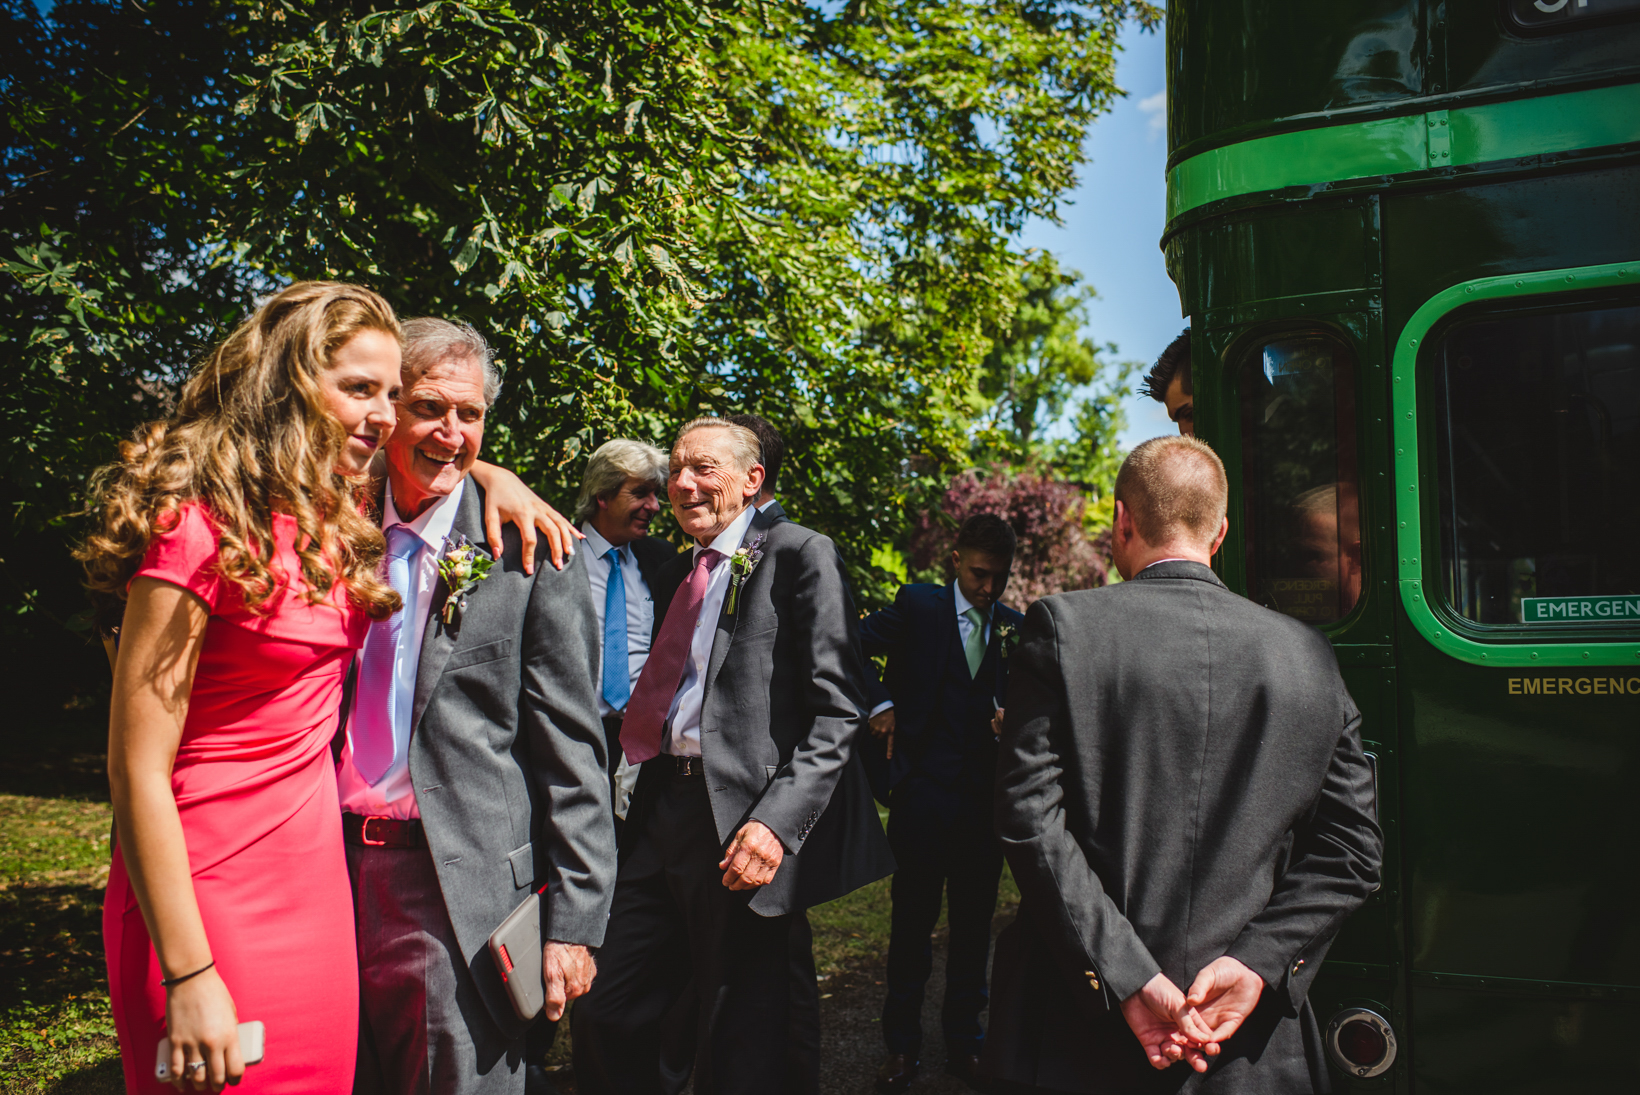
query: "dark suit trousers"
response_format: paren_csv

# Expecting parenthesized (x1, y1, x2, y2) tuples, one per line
(883, 776, 1005, 1056)
(572, 765, 795, 1095)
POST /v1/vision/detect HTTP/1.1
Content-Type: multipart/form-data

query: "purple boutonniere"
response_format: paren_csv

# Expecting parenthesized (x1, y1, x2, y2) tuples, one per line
(435, 536, 493, 625)
(726, 535, 766, 615)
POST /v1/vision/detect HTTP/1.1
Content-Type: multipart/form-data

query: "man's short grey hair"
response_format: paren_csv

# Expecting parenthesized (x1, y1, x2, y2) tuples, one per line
(574, 439, 669, 523)
(673, 416, 760, 475)
(400, 317, 502, 406)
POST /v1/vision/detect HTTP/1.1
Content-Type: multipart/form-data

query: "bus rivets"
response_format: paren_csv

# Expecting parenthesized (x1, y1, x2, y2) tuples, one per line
(1531, 652, 1539, 660)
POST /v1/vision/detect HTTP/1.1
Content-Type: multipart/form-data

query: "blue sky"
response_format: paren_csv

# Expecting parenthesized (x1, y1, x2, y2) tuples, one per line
(1019, 21, 1180, 450)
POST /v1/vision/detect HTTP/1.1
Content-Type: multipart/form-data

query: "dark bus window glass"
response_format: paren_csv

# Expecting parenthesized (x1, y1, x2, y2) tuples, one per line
(1434, 297, 1640, 627)
(1241, 334, 1362, 626)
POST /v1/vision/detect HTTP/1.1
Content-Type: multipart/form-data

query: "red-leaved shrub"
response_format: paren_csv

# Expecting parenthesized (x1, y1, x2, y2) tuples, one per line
(909, 466, 1112, 611)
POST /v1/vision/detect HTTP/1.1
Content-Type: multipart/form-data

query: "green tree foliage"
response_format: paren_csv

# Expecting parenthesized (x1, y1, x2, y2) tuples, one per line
(1, 0, 1157, 702)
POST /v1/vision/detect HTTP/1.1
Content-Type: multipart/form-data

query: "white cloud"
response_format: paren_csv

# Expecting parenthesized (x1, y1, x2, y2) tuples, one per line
(1138, 90, 1166, 139)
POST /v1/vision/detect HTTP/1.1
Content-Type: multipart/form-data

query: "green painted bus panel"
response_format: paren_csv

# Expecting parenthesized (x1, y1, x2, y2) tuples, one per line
(1167, 199, 1378, 320)
(1167, 115, 1426, 222)
(1397, 628, 1640, 1087)
(1388, 258, 1640, 667)
(1167, 82, 1640, 222)
(1323, 666, 1402, 970)
(1168, 0, 1640, 165)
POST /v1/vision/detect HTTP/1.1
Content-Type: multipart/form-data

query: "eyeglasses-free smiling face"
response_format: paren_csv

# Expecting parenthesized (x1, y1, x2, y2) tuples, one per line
(385, 357, 487, 520)
(320, 329, 402, 475)
(668, 428, 764, 545)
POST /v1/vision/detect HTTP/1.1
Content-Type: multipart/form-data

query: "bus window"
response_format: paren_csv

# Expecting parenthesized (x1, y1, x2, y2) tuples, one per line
(1241, 333, 1362, 626)
(1433, 297, 1640, 628)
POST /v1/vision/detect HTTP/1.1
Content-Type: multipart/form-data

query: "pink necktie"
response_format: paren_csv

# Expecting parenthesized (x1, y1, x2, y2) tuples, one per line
(621, 549, 724, 763)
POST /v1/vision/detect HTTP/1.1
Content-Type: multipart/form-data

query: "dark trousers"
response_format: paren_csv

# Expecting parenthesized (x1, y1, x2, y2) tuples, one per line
(572, 766, 798, 1095)
(882, 778, 1005, 1057)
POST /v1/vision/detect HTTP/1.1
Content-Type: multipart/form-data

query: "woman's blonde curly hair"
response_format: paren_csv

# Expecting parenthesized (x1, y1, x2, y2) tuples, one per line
(78, 281, 405, 633)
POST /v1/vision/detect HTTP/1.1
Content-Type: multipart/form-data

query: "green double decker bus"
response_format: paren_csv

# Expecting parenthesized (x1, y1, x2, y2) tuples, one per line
(1162, 2, 1640, 1090)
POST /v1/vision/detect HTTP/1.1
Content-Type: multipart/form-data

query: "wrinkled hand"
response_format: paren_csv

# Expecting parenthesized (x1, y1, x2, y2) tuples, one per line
(719, 820, 785, 890)
(478, 464, 582, 574)
(1176, 956, 1265, 1047)
(868, 708, 896, 760)
(1120, 973, 1212, 1073)
(163, 967, 244, 1092)
(541, 942, 597, 1022)
(991, 707, 1005, 737)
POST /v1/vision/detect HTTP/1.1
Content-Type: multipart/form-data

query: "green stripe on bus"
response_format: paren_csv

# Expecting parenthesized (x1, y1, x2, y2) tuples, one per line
(1167, 82, 1640, 221)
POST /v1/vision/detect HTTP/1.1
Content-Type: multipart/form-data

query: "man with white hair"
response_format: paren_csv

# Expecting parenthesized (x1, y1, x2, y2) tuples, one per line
(573, 438, 677, 824)
(573, 416, 894, 1095)
(340, 317, 612, 1095)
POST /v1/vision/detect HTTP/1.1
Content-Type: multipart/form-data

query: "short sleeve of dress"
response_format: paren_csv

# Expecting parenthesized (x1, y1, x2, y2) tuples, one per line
(133, 502, 227, 612)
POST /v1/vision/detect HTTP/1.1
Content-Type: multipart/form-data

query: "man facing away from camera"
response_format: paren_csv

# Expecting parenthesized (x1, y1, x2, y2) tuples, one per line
(983, 435, 1382, 1094)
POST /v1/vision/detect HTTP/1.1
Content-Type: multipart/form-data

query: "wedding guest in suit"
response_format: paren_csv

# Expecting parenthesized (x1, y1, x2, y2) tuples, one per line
(860, 513, 1025, 1093)
(339, 318, 613, 1095)
(84, 282, 405, 1093)
(573, 417, 894, 1095)
(983, 435, 1382, 1094)
(573, 438, 677, 822)
(1140, 329, 1194, 436)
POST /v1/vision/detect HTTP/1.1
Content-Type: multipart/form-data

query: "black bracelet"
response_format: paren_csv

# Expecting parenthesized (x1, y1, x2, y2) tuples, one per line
(160, 960, 215, 988)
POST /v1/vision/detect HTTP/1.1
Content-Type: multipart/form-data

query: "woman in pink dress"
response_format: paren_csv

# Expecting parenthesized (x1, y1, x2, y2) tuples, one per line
(81, 282, 405, 1093)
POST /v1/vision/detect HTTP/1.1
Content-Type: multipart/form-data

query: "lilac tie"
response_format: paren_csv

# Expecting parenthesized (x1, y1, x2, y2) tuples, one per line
(350, 525, 421, 784)
(620, 549, 724, 764)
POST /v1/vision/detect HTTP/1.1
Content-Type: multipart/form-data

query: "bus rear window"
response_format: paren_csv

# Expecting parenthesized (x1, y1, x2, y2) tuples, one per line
(1241, 333, 1362, 626)
(1433, 297, 1640, 627)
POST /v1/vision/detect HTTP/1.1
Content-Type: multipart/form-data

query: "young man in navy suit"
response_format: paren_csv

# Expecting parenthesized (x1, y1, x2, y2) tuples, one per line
(861, 513, 1025, 1093)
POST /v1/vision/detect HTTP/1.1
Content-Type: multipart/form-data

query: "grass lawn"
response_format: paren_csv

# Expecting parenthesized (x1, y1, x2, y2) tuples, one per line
(0, 731, 1014, 1091)
(0, 771, 124, 1093)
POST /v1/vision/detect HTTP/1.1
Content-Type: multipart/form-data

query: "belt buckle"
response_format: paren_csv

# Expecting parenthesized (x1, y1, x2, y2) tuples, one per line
(361, 816, 391, 846)
(678, 757, 694, 777)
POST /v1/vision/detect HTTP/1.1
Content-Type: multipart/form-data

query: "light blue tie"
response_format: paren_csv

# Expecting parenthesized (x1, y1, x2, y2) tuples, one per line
(602, 547, 630, 711)
(352, 525, 421, 784)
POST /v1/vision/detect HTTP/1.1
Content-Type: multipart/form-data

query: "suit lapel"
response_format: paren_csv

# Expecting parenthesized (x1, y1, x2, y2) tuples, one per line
(410, 481, 487, 735)
(932, 584, 959, 683)
(703, 506, 775, 703)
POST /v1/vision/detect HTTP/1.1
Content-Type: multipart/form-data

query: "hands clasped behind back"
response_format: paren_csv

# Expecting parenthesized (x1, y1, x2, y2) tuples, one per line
(1120, 956, 1268, 1073)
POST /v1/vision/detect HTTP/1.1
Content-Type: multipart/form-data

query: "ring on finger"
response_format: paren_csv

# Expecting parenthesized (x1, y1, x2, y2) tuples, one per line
(185, 1061, 206, 1072)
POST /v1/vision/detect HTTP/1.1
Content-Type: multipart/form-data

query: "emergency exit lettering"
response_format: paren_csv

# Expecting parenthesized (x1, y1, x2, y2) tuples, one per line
(1520, 596, 1640, 623)
(1508, 677, 1640, 695)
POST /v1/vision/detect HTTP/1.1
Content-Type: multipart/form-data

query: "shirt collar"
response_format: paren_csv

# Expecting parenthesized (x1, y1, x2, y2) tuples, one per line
(952, 581, 991, 622)
(384, 476, 466, 553)
(1137, 557, 1194, 575)
(695, 503, 757, 558)
(756, 497, 778, 513)
(580, 521, 620, 561)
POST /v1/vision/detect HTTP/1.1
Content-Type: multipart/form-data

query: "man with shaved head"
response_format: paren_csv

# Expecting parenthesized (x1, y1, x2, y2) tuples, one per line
(982, 436, 1382, 1095)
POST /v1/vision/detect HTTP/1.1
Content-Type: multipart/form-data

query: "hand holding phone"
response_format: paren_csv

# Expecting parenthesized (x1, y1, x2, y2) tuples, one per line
(156, 1020, 264, 1085)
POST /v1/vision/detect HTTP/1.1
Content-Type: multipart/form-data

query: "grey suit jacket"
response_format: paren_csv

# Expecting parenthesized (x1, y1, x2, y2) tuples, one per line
(984, 561, 1382, 1095)
(406, 482, 614, 1038)
(645, 506, 894, 916)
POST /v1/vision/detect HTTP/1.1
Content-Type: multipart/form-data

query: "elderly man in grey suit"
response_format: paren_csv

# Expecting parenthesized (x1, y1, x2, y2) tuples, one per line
(573, 416, 894, 1095)
(983, 435, 1382, 1095)
(338, 318, 613, 1095)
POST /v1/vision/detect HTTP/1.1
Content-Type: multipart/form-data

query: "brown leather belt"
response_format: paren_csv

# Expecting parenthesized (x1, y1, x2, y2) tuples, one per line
(343, 812, 425, 849)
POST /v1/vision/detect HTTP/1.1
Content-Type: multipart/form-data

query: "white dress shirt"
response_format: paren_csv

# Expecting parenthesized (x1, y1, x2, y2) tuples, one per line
(665, 503, 758, 758)
(870, 580, 992, 717)
(581, 522, 656, 719)
(337, 478, 466, 820)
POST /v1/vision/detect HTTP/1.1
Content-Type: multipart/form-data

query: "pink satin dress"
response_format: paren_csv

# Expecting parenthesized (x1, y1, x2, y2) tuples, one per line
(104, 503, 369, 1093)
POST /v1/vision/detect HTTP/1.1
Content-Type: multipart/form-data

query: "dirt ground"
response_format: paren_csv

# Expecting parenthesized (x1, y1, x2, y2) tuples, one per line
(548, 909, 1015, 1095)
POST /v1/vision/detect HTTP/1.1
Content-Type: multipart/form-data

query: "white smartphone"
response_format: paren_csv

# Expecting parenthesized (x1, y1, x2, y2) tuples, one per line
(155, 1020, 265, 1081)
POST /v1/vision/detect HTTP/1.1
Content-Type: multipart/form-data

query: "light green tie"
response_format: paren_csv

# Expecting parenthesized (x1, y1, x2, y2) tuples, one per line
(963, 606, 988, 677)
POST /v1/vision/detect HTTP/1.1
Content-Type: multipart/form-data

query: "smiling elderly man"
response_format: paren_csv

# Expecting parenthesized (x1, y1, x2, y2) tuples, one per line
(573, 416, 894, 1095)
(338, 318, 612, 1095)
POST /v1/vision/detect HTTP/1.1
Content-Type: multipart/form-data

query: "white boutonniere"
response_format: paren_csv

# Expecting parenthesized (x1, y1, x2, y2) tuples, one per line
(997, 622, 1020, 658)
(726, 535, 766, 615)
(435, 536, 494, 625)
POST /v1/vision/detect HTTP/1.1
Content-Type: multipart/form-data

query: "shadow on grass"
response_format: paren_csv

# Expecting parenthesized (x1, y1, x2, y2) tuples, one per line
(0, 714, 110, 803)
(42, 1057, 123, 1095)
